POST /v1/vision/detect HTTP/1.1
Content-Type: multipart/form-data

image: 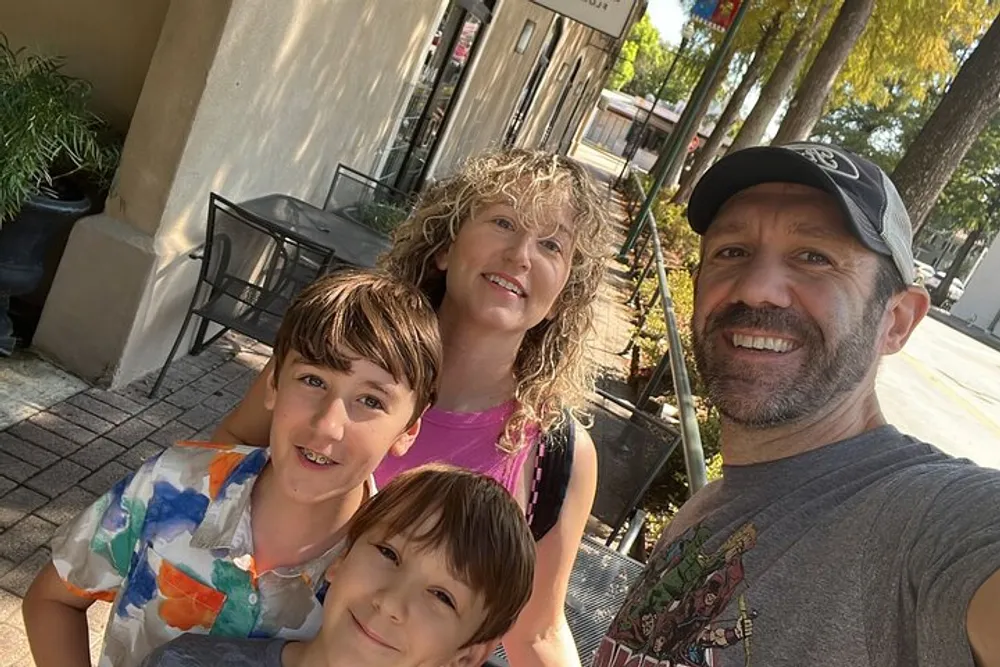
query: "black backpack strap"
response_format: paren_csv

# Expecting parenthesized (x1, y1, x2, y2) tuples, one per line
(526, 413, 576, 542)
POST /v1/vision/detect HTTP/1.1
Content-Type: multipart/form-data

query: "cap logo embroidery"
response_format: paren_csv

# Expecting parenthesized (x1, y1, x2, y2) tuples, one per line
(786, 144, 860, 181)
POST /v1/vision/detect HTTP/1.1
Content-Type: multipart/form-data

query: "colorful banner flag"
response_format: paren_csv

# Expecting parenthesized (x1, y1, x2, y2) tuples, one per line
(691, 0, 742, 31)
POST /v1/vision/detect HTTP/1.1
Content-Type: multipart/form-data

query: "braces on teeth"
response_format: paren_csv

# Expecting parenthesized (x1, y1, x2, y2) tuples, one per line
(301, 449, 332, 465)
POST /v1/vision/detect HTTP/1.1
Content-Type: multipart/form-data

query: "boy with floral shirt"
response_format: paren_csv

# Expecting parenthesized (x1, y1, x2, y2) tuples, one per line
(22, 268, 443, 667)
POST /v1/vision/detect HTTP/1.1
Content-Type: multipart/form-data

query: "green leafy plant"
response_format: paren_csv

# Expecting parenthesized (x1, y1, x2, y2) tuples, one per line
(0, 35, 121, 225)
(351, 201, 409, 235)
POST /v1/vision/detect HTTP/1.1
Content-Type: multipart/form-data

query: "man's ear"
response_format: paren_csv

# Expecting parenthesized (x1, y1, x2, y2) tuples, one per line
(263, 364, 278, 411)
(389, 417, 422, 458)
(880, 285, 930, 355)
(441, 641, 495, 667)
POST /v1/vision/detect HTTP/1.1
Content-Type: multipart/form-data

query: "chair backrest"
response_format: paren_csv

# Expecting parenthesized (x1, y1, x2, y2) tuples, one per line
(323, 164, 412, 236)
(197, 194, 327, 344)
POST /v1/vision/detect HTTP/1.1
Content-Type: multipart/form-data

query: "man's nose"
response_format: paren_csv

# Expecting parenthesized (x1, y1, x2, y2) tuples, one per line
(728, 254, 794, 310)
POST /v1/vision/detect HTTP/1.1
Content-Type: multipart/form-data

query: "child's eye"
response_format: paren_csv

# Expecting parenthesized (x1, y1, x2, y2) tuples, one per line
(298, 374, 325, 389)
(431, 589, 456, 610)
(375, 544, 399, 564)
(360, 395, 385, 411)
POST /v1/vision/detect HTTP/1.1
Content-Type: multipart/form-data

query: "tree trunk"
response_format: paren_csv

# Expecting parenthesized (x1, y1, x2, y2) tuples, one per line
(772, 0, 875, 144)
(893, 16, 1000, 234)
(674, 22, 780, 204)
(932, 224, 982, 307)
(652, 46, 736, 189)
(726, 0, 835, 154)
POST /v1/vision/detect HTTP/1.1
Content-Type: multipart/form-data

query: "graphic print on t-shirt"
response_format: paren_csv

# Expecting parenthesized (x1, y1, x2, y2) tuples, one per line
(594, 523, 758, 667)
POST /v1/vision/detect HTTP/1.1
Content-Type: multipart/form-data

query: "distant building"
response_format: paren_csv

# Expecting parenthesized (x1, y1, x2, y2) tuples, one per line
(582, 89, 730, 171)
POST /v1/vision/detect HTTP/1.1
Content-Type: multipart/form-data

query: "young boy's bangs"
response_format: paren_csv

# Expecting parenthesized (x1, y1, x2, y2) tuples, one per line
(272, 268, 442, 421)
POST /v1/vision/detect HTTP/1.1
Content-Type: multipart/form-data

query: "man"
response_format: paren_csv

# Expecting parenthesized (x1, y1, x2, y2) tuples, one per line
(594, 142, 1000, 667)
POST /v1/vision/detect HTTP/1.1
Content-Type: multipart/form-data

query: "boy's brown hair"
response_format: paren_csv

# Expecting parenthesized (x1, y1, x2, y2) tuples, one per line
(347, 465, 536, 646)
(272, 267, 442, 424)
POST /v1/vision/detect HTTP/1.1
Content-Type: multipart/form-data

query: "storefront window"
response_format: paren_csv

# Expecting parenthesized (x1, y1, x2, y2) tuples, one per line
(379, 1, 492, 194)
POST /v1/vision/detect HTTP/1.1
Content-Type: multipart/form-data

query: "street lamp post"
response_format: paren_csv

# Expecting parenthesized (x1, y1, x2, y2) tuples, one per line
(618, 0, 753, 261)
(614, 22, 696, 190)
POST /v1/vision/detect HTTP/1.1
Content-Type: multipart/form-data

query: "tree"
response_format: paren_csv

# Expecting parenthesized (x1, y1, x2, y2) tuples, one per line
(673, 19, 781, 203)
(608, 14, 663, 92)
(727, 0, 837, 153)
(772, 0, 875, 144)
(892, 14, 1000, 234)
(650, 38, 736, 189)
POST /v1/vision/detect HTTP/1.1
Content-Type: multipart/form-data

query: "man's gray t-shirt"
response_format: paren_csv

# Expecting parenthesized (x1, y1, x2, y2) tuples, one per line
(593, 426, 1000, 667)
(140, 634, 287, 667)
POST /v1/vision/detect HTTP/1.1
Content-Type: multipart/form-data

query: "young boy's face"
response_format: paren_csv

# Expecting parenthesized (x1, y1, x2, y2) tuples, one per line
(264, 350, 421, 505)
(318, 516, 491, 667)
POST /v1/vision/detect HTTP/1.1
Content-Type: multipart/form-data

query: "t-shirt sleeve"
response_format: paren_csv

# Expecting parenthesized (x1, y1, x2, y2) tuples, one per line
(139, 634, 286, 667)
(50, 451, 164, 600)
(903, 465, 1000, 665)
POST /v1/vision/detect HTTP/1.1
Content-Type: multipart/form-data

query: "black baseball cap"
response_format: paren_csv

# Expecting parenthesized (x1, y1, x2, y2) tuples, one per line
(687, 142, 915, 283)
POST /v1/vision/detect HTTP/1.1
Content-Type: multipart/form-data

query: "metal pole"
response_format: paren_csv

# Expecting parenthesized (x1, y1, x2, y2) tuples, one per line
(614, 30, 693, 189)
(631, 170, 708, 495)
(618, 0, 753, 259)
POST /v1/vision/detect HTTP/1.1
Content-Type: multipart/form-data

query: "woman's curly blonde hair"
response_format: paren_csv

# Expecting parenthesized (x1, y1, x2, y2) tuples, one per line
(380, 148, 611, 452)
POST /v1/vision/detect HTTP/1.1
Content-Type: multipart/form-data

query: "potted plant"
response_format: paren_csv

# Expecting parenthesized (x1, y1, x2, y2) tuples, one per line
(0, 35, 121, 355)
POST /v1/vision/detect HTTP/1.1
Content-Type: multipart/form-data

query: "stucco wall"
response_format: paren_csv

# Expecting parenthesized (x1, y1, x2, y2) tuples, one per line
(35, 0, 446, 384)
(0, 0, 170, 131)
(952, 233, 1000, 335)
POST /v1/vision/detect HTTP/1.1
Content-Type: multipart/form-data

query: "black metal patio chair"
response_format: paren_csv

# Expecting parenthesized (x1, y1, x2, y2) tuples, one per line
(149, 194, 331, 397)
(323, 164, 412, 236)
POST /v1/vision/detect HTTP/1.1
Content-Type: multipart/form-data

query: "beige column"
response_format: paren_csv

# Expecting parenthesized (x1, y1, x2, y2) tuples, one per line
(34, 0, 234, 386)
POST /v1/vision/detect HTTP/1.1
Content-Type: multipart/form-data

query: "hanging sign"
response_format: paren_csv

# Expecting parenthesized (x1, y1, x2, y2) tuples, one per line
(691, 0, 742, 31)
(530, 0, 639, 39)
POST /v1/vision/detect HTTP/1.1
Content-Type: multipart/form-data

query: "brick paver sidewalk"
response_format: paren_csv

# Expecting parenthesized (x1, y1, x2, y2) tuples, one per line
(0, 334, 270, 665)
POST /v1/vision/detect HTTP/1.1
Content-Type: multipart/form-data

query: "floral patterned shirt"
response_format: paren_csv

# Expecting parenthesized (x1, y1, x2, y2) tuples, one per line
(50, 442, 371, 667)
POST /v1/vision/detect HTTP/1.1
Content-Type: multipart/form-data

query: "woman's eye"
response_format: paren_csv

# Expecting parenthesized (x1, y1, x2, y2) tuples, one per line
(540, 239, 562, 254)
(360, 395, 386, 411)
(431, 589, 456, 610)
(299, 374, 325, 389)
(376, 545, 398, 564)
(494, 217, 515, 230)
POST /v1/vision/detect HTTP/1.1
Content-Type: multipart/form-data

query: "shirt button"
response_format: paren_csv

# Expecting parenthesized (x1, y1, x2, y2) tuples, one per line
(248, 593, 259, 605)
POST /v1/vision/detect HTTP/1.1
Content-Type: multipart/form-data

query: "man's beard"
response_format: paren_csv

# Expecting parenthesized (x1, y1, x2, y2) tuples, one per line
(692, 297, 884, 428)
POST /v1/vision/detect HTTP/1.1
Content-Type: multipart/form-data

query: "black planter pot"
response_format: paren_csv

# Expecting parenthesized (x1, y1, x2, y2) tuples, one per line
(0, 192, 92, 355)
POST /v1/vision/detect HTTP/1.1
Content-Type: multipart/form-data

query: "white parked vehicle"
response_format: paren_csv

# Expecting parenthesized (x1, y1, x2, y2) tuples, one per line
(924, 270, 965, 306)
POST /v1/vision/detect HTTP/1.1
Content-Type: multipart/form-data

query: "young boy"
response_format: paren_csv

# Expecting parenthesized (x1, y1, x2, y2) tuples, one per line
(140, 465, 537, 667)
(22, 268, 443, 667)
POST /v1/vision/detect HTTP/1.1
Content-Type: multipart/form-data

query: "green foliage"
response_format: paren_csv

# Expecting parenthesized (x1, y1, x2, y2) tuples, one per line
(608, 14, 662, 92)
(350, 201, 409, 236)
(835, 0, 995, 108)
(0, 35, 121, 225)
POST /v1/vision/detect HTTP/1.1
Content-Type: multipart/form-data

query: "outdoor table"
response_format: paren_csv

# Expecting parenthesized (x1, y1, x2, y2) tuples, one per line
(488, 536, 644, 667)
(238, 194, 392, 270)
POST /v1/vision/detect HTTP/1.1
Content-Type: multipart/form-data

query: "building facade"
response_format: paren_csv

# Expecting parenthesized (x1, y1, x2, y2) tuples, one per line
(3, 0, 643, 386)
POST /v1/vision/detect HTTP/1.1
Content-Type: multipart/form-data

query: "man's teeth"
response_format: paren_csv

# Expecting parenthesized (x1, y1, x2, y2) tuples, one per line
(486, 274, 524, 296)
(732, 334, 795, 353)
(300, 448, 333, 465)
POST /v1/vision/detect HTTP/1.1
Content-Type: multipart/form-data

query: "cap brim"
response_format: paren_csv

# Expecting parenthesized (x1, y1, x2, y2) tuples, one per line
(688, 146, 892, 258)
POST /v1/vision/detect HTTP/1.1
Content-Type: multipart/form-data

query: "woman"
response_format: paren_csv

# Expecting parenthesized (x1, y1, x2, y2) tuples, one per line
(213, 149, 610, 667)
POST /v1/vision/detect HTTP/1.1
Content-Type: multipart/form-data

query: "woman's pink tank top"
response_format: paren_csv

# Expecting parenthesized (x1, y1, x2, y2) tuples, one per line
(373, 400, 535, 496)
